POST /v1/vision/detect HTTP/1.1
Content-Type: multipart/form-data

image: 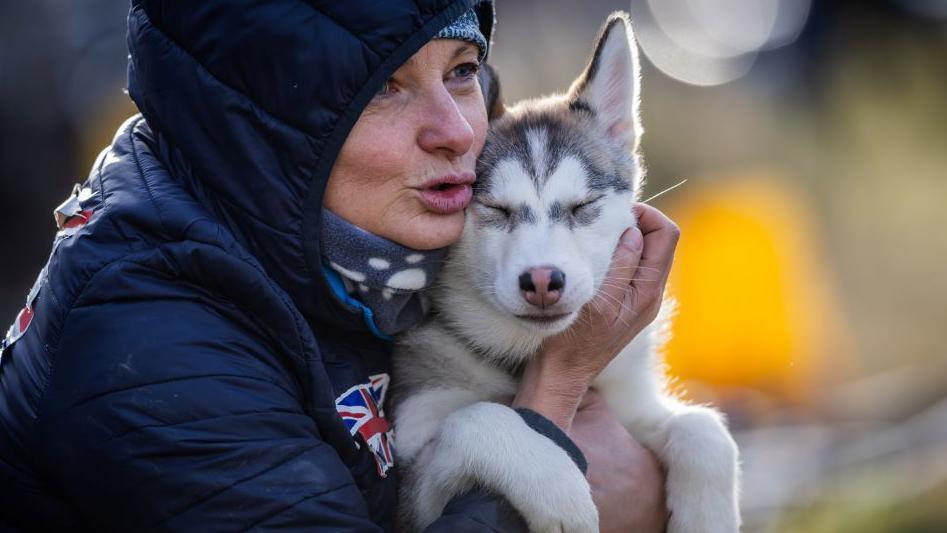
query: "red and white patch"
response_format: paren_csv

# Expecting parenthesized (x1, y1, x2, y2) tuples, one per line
(2, 275, 41, 353)
(54, 188, 94, 237)
(2, 186, 93, 354)
(2, 306, 34, 349)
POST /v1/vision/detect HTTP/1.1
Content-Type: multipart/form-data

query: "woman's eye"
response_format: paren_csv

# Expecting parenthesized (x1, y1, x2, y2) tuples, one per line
(451, 62, 480, 80)
(374, 79, 396, 99)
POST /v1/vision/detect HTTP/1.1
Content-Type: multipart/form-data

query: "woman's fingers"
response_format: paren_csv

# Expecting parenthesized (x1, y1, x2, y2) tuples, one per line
(594, 204, 678, 327)
(633, 203, 680, 287)
(616, 203, 680, 325)
(596, 226, 644, 314)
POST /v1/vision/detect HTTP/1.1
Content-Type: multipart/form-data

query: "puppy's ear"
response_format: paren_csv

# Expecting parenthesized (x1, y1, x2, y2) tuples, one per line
(569, 12, 642, 151)
(478, 62, 506, 121)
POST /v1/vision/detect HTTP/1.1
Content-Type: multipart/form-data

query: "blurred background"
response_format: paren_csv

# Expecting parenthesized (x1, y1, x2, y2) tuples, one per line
(1, 0, 945, 530)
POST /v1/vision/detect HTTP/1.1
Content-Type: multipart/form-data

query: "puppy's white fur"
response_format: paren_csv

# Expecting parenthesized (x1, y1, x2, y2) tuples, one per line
(393, 12, 740, 532)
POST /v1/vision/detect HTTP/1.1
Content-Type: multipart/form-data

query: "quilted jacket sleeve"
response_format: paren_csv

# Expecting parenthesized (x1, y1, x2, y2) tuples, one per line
(35, 293, 384, 531)
(426, 491, 528, 532)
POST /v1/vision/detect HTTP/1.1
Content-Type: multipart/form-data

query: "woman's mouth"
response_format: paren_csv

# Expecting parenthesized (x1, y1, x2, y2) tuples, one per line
(416, 173, 475, 215)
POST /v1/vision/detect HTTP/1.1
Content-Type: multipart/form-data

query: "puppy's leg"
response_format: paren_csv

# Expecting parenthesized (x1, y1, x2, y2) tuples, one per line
(596, 333, 741, 533)
(410, 401, 598, 533)
(605, 398, 740, 533)
(394, 387, 482, 530)
(657, 404, 741, 533)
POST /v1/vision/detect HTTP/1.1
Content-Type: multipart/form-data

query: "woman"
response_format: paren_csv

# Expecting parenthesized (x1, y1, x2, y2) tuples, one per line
(0, 1, 674, 530)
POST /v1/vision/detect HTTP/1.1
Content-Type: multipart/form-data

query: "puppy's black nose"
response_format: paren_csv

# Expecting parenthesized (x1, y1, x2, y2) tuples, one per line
(519, 267, 566, 308)
(518, 272, 535, 292)
(548, 269, 565, 292)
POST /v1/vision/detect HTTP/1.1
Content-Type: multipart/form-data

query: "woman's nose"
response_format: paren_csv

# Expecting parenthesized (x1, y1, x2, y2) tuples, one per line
(417, 88, 475, 157)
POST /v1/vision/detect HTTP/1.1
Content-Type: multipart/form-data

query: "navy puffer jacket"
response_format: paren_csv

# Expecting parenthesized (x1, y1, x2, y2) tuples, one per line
(0, 0, 529, 530)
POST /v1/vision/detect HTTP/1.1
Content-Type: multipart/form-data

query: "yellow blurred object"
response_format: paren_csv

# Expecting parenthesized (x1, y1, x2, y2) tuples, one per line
(662, 174, 852, 402)
(79, 96, 139, 178)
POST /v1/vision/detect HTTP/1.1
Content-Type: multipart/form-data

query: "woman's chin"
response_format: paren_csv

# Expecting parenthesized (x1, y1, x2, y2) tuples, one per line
(396, 211, 466, 250)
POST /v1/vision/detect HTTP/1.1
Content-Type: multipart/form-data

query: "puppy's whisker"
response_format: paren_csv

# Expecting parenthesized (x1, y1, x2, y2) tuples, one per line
(601, 278, 653, 285)
(631, 266, 663, 273)
(588, 298, 606, 327)
(642, 178, 688, 204)
(597, 291, 631, 315)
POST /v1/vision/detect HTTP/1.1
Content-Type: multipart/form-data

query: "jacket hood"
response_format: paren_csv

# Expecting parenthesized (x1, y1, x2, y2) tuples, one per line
(125, 0, 494, 335)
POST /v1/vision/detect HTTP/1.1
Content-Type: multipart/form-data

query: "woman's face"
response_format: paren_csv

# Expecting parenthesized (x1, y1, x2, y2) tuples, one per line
(323, 39, 488, 250)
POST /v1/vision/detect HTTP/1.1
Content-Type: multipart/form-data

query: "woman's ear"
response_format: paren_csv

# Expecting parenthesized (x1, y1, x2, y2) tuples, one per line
(568, 12, 642, 152)
(478, 63, 505, 121)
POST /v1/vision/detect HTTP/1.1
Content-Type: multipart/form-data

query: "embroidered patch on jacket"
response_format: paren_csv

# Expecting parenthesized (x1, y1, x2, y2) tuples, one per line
(3, 184, 94, 356)
(1, 265, 43, 354)
(1, 306, 33, 353)
(54, 185, 95, 237)
(335, 373, 395, 477)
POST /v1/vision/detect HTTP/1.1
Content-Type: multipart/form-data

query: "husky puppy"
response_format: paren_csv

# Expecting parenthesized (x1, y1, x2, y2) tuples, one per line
(392, 12, 740, 533)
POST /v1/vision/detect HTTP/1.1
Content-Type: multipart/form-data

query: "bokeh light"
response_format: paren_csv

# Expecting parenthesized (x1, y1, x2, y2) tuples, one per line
(629, 0, 811, 86)
(896, 0, 947, 19)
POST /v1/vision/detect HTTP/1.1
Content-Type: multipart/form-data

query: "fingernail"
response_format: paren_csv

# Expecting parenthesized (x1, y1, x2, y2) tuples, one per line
(621, 227, 643, 251)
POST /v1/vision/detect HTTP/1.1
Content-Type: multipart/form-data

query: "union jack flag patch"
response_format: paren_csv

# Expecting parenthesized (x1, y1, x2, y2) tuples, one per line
(335, 373, 395, 477)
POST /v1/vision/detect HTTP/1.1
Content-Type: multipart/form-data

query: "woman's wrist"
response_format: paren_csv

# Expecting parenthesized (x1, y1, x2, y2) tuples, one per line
(512, 349, 591, 430)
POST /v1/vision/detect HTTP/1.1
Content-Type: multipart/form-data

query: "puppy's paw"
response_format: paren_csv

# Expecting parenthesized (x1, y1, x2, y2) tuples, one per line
(514, 470, 599, 533)
(413, 402, 601, 532)
(666, 503, 740, 533)
(663, 408, 741, 533)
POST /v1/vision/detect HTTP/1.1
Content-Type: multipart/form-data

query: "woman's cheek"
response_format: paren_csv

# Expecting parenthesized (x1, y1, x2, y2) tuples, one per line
(455, 89, 488, 153)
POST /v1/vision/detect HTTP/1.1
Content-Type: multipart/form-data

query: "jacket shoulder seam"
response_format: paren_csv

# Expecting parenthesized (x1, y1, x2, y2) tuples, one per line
(129, 117, 171, 237)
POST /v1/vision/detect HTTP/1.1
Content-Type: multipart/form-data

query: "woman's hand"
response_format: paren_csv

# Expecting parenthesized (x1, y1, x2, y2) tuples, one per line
(571, 389, 668, 533)
(512, 203, 680, 429)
